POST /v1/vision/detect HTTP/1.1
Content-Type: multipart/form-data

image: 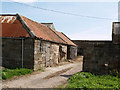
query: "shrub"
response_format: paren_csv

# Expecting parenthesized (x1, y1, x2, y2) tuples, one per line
(66, 72, 119, 89)
(2, 68, 33, 80)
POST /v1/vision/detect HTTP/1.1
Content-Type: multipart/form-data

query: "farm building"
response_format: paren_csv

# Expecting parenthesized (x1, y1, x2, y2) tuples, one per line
(0, 13, 77, 70)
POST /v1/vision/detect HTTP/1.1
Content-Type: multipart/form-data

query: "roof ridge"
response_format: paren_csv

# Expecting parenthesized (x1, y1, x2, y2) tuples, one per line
(47, 28, 67, 44)
(20, 15, 66, 44)
(16, 14, 36, 38)
(0, 14, 16, 16)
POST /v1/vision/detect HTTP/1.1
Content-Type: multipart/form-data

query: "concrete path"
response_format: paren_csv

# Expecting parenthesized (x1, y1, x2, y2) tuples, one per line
(2, 57, 83, 88)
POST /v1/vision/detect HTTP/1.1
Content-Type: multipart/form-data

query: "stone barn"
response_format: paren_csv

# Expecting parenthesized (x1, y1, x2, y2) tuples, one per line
(41, 23, 77, 59)
(0, 14, 77, 70)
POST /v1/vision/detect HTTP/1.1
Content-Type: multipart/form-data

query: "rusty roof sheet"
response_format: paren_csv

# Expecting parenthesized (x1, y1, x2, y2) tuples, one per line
(0, 16, 16, 24)
(1, 14, 76, 46)
(0, 15, 30, 37)
(20, 15, 65, 44)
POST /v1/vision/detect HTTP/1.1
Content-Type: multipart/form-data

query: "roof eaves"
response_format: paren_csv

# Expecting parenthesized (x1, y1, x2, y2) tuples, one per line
(16, 13, 36, 38)
(0, 14, 16, 16)
(41, 23, 54, 24)
(61, 32, 77, 46)
(41, 23, 67, 45)
(51, 29, 67, 44)
(36, 37, 68, 45)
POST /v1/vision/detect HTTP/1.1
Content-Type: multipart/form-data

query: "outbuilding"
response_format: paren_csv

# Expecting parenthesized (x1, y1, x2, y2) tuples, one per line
(1, 14, 77, 70)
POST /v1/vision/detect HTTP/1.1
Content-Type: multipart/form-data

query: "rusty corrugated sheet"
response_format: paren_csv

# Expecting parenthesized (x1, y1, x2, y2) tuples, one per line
(0, 14, 66, 44)
(0, 16, 16, 24)
(0, 14, 76, 45)
(0, 15, 30, 37)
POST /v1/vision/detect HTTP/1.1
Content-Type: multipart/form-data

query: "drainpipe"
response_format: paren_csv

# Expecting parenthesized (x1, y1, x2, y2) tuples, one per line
(22, 39, 24, 68)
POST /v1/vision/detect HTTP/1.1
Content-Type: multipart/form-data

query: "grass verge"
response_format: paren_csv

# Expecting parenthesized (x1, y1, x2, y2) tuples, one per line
(61, 72, 119, 89)
(1, 68, 33, 80)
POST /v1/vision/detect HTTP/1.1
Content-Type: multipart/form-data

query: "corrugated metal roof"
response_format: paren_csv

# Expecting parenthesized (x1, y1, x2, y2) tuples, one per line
(0, 14, 76, 46)
(0, 15, 30, 37)
(0, 16, 16, 23)
(0, 14, 66, 44)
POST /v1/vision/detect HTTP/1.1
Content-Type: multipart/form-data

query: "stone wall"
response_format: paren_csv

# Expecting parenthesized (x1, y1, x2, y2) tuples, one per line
(2, 38, 68, 71)
(2, 38, 34, 69)
(34, 40, 45, 70)
(72, 40, 120, 74)
(50, 43, 60, 65)
(33, 39, 67, 71)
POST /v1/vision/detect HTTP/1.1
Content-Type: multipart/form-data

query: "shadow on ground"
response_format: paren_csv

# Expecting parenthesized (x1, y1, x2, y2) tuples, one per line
(60, 74, 73, 78)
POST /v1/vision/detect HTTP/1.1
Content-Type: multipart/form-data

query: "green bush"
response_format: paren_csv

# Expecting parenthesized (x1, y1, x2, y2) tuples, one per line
(2, 68, 33, 80)
(66, 72, 119, 89)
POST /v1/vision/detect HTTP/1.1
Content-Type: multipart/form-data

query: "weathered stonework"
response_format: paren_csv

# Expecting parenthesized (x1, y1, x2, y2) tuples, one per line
(33, 40, 67, 71)
(34, 40, 45, 70)
(73, 40, 120, 74)
(50, 43, 60, 65)
(2, 38, 74, 71)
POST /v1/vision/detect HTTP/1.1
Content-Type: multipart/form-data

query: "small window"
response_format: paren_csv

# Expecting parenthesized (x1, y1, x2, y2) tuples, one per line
(40, 43, 43, 52)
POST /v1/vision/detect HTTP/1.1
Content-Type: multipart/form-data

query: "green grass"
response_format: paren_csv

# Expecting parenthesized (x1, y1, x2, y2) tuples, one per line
(1, 68, 33, 80)
(66, 72, 119, 89)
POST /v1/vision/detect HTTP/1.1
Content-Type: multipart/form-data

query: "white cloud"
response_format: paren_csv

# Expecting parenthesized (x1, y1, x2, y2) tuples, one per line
(2, 0, 119, 2)
(67, 27, 112, 40)
(10, 0, 37, 3)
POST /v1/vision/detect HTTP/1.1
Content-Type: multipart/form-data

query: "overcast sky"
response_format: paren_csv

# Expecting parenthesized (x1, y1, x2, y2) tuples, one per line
(1, 0, 119, 40)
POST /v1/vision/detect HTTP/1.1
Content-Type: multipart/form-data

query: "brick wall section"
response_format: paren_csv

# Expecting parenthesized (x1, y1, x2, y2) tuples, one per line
(2, 38, 34, 69)
(72, 40, 120, 74)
